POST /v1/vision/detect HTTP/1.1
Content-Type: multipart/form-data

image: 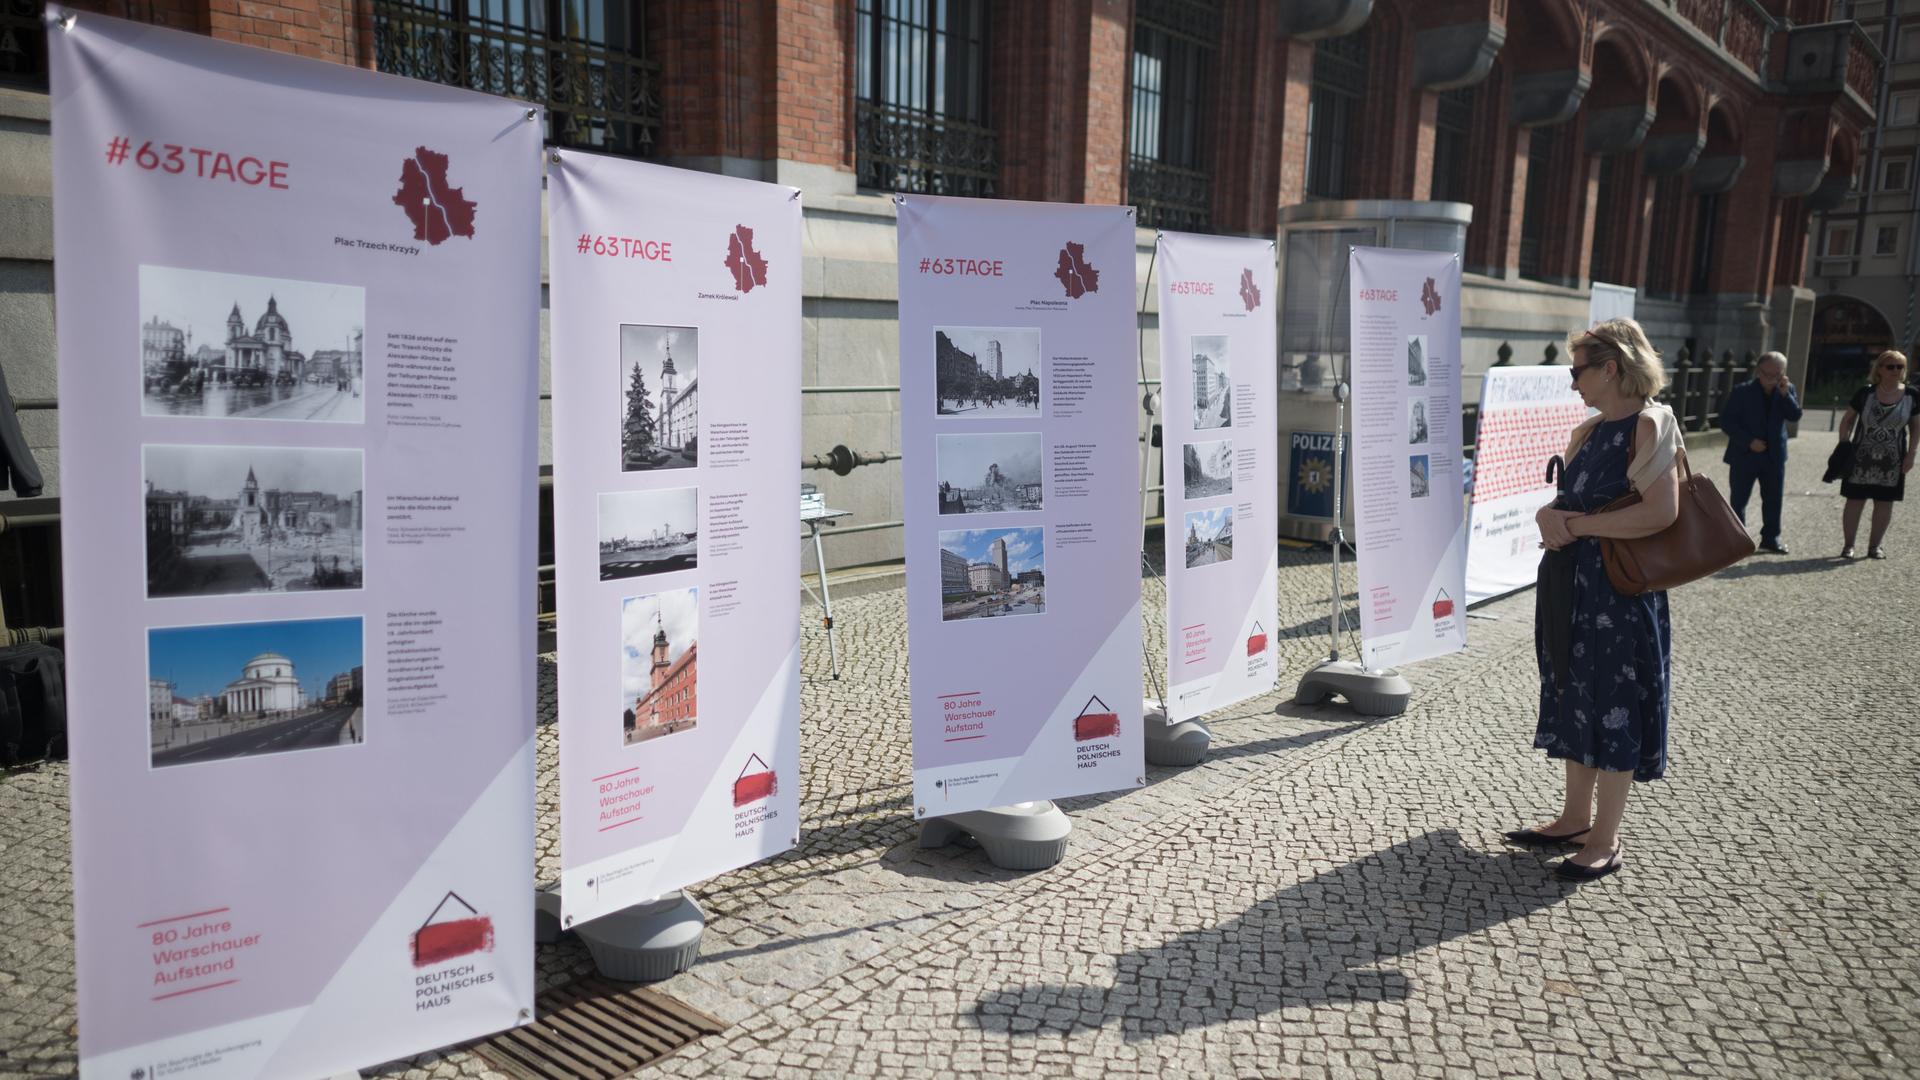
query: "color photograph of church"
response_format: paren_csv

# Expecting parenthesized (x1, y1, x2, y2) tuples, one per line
(620, 586, 698, 745)
(144, 444, 364, 598)
(619, 323, 698, 472)
(146, 616, 364, 769)
(139, 264, 365, 423)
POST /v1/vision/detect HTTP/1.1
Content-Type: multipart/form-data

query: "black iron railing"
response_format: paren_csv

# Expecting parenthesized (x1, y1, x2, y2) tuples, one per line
(1130, 159, 1210, 232)
(1, 0, 46, 89)
(372, 1, 660, 158)
(855, 101, 998, 197)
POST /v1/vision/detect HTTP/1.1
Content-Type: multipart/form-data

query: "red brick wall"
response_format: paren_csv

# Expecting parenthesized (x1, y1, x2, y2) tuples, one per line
(64, 0, 359, 64)
(995, 0, 1087, 203)
(772, 0, 849, 169)
(1273, 38, 1314, 210)
(1209, 0, 1284, 235)
(646, 0, 772, 162)
(1081, 0, 1128, 206)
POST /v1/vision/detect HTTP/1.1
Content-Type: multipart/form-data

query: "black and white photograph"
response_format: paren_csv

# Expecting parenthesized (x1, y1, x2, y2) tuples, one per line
(935, 326, 1042, 417)
(620, 323, 699, 472)
(147, 616, 365, 770)
(599, 486, 698, 580)
(1408, 398, 1430, 445)
(144, 444, 364, 599)
(1183, 438, 1235, 500)
(139, 264, 365, 423)
(621, 586, 698, 745)
(938, 527, 1046, 621)
(1407, 334, 1429, 387)
(1183, 505, 1234, 569)
(1191, 334, 1231, 429)
(1410, 453, 1432, 499)
(936, 432, 1044, 515)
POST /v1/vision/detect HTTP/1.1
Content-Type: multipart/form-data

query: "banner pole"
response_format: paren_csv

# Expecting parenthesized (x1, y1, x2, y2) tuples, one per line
(1136, 236, 1169, 716)
(1137, 232, 1214, 767)
(1292, 246, 1411, 717)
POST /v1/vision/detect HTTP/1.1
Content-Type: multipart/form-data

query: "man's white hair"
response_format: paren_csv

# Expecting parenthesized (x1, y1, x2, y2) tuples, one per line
(1757, 351, 1788, 372)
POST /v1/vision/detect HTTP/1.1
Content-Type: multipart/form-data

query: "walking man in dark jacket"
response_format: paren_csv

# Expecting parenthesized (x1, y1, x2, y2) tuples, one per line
(1719, 350, 1802, 553)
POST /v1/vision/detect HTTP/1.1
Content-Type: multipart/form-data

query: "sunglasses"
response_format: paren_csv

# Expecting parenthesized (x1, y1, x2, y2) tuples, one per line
(1570, 362, 1604, 386)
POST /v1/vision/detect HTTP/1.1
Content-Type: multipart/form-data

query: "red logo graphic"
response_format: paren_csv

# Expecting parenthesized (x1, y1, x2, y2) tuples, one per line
(1246, 622, 1268, 657)
(733, 753, 777, 806)
(1073, 694, 1120, 742)
(1239, 268, 1262, 312)
(1053, 241, 1100, 299)
(1432, 589, 1455, 620)
(1420, 276, 1442, 316)
(725, 225, 770, 292)
(410, 891, 493, 967)
(393, 148, 477, 246)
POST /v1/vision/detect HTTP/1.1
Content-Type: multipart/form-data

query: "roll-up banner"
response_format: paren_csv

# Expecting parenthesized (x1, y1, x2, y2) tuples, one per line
(548, 152, 802, 927)
(1348, 247, 1468, 669)
(897, 195, 1143, 815)
(1465, 368, 1591, 606)
(51, 10, 541, 1076)
(1155, 233, 1279, 720)
(1588, 281, 1637, 325)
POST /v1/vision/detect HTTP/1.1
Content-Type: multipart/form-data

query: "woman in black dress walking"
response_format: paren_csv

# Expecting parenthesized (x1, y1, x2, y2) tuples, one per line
(1837, 351, 1920, 559)
(1511, 319, 1685, 881)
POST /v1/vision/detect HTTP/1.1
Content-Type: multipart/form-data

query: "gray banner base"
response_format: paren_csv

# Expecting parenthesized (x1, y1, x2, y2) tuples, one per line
(534, 883, 564, 944)
(920, 801, 1071, 870)
(1143, 699, 1212, 766)
(1293, 658, 1412, 717)
(572, 890, 706, 982)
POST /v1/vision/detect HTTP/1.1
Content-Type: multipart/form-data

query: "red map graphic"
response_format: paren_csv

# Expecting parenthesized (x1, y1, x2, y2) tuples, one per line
(1053, 241, 1100, 299)
(1421, 276, 1442, 316)
(725, 225, 770, 292)
(393, 147, 477, 246)
(1239, 267, 1262, 312)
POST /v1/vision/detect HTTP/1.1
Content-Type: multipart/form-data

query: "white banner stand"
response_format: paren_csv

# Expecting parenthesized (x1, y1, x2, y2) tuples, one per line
(1292, 378, 1413, 716)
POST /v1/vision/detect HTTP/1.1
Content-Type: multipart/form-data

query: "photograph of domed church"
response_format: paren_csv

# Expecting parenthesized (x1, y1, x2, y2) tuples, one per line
(139, 264, 366, 423)
(144, 444, 364, 598)
(147, 616, 364, 769)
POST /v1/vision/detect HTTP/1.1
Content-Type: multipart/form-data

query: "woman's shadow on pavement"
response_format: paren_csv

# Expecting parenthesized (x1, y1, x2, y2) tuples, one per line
(1715, 555, 1850, 579)
(967, 827, 1573, 1041)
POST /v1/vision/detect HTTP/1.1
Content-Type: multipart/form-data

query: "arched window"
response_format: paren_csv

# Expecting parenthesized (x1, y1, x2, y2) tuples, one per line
(855, 0, 996, 196)
(1129, 0, 1220, 230)
(1430, 86, 1477, 204)
(1306, 32, 1368, 199)
(1517, 126, 1559, 282)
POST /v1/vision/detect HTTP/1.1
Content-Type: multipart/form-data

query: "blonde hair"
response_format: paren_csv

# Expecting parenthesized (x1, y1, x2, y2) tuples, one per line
(1568, 318, 1667, 398)
(1873, 349, 1909, 383)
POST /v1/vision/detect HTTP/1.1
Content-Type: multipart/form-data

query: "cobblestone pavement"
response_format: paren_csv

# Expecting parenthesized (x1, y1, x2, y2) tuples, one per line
(4, 431, 1916, 1078)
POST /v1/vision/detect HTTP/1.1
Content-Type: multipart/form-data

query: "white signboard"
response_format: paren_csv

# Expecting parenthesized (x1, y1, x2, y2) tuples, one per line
(548, 152, 802, 927)
(52, 10, 540, 1076)
(1156, 232, 1279, 721)
(1465, 367, 1591, 605)
(897, 194, 1143, 816)
(1348, 247, 1468, 669)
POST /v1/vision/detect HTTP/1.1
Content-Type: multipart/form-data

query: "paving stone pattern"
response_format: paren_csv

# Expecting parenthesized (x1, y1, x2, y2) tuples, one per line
(3, 434, 1915, 1078)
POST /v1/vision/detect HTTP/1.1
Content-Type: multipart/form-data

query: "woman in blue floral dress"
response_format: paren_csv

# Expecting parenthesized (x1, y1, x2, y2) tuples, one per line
(1510, 318, 1684, 881)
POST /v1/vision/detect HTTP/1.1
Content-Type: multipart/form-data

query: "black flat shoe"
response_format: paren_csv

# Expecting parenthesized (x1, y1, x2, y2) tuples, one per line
(1554, 849, 1623, 881)
(1503, 826, 1591, 847)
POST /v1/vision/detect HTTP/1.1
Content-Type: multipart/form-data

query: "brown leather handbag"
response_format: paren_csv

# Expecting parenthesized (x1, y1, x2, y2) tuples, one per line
(1594, 443, 1755, 595)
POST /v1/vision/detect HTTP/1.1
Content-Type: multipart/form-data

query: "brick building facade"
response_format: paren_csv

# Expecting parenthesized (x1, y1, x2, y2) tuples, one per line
(0, 0, 1887, 569)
